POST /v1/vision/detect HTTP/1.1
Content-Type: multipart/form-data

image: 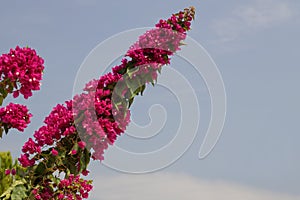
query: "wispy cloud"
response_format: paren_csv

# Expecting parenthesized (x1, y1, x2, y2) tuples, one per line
(89, 173, 300, 200)
(211, 0, 296, 42)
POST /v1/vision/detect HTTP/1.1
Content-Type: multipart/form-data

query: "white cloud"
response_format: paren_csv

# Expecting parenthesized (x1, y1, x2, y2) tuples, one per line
(235, 0, 294, 27)
(89, 173, 300, 200)
(211, 0, 296, 42)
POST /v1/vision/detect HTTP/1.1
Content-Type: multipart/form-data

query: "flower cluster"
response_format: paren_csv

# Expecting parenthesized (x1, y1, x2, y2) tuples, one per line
(72, 7, 196, 161)
(57, 174, 93, 199)
(14, 7, 195, 200)
(156, 7, 194, 32)
(0, 46, 44, 99)
(20, 102, 74, 167)
(113, 7, 195, 84)
(32, 174, 93, 200)
(72, 76, 130, 160)
(0, 103, 32, 132)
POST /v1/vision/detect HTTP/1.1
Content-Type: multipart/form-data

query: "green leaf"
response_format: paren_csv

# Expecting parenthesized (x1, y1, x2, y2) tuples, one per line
(46, 156, 55, 168)
(179, 41, 187, 46)
(69, 162, 77, 175)
(113, 84, 125, 97)
(63, 155, 78, 175)
(0, 85, 4, 95)
(3, 125, 9, 134)
(124, 79, 139, 99)
(84, 149, 91, 165)
(8, 82, 14, 93)
(0, 82, 8, 101)
(72, 143, 79, 153)
(80, 149, 90, 171)
(163, 54, 169, 63)
(140, 85, 146, 96)
(0, 180, 26, 200)
(157, 67, 162, 74)
(11, 185, 27, 200)
(126, 61, 136, 70)
(128, 97, 134, 108)
(0, 95, 3, 106)
(34, 162, 46, 176)
(126, 67, 139, 79)
(118, 67, 127, 75)
(0, 188, 11, 200)
(0, 128, 3, 139)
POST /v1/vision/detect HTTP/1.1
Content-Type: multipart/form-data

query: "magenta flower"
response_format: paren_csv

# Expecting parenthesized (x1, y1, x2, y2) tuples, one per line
(22, 138, 41, 154)
(18, 153, 35, 167)
(0, 46, 44, 99)
(4, 169, 10, 175)
(71, 149, 77, 155)
(78, 141, 86, 149)
(0, 103, 32, 132)
(11, 168, 16, 175)
(51, 149, 58, 156)
(81, 169, 89, 176)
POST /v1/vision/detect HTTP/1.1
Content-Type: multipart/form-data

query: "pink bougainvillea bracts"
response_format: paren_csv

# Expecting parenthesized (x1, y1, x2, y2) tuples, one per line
(32, 174, 93, 200)
(0, 103, 32, 132)
(0, 46, 44, 99)
(73, 6, 196, 160)
(0, 46, 44, 138)
(20, 102, 75, 167)
(14, 7, 195, 200)
(20, 6, 195, 165)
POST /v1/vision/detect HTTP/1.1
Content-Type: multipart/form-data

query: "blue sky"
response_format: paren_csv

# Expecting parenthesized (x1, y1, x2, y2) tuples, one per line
(0, 0, 299, 199)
